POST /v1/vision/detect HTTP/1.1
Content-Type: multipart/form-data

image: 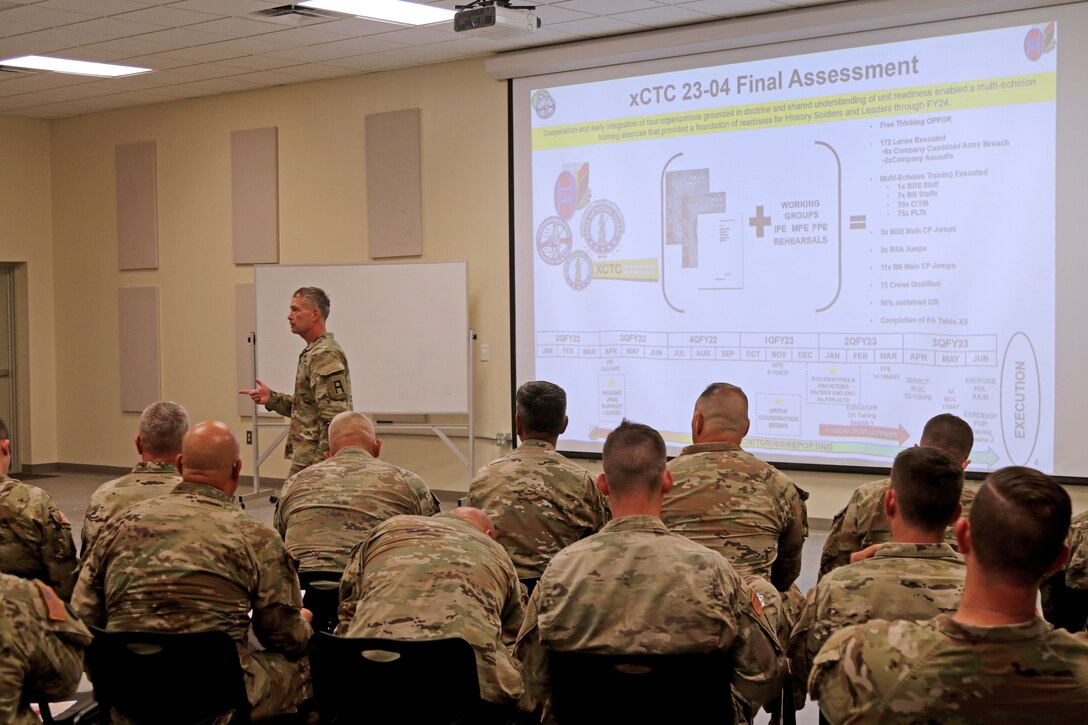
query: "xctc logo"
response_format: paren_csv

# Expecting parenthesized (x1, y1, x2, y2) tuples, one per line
(532, 90, 556, 119)
(1023, 23, 1055, 61)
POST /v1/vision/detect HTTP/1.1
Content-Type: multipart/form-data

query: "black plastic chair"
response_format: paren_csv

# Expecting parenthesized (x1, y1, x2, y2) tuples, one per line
(298, 570, 343, 633)
(310, 632, 488, 724)
(548, 650, 734, 724)
(519, 577, 540, 598)
(85, 627, 250, 724)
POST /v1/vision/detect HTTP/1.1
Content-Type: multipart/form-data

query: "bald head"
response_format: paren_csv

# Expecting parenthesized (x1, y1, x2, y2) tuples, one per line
(178, 421, 241, 495)
(693, 382, 750, 442)
(449, 507, 495, 539)
(328, 411, 378, 456)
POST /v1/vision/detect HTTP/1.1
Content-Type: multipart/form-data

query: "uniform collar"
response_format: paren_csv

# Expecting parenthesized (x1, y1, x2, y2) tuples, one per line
(518, 439, 556, 452)
(933, 613, 1053, 642)
(133, 460, 180, 474)
(678, 440, 742, 456)
(871, 542, 962, 561)
(600, 515, 670, 534)
(173, 480, 237, 505)
(333, 446, 376, 460)
(302, 331, 334, 353)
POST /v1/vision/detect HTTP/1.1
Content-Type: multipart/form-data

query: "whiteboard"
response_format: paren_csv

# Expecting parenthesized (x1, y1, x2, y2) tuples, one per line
(254, 262, 469, 414)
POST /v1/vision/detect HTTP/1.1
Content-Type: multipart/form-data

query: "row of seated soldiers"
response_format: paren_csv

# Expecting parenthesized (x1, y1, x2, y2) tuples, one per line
(1, 382, 1087, 723)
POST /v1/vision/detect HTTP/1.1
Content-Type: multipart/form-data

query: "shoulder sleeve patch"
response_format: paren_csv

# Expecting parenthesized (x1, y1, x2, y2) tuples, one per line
(35, 580, 68, 622)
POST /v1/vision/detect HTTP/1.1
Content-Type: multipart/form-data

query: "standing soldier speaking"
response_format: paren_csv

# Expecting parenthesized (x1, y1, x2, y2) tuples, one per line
(241, 287, 352, 475)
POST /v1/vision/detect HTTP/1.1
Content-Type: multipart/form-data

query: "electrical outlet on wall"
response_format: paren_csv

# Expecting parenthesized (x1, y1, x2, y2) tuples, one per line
(480, 343, 490, 362)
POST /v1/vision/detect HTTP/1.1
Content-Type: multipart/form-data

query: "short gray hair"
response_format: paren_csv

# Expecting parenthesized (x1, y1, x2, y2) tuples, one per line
(139, 401, 189, 456)
(293, 287, 331, 320)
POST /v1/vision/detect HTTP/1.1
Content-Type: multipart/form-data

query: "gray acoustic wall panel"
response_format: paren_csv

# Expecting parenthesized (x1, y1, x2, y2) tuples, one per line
(118, 286, 161, 412)
(232, 127, 279, 265)
(115, 141, 158, 270)
(365, 109, 422, 258)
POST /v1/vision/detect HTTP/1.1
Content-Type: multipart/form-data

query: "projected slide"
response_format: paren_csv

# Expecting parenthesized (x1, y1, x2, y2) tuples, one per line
(522, 23, 1056, 472)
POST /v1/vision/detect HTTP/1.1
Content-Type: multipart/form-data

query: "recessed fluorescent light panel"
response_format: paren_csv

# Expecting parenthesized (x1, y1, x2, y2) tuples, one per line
(0, 55, 150, 77)
(299, 0, 455, 26)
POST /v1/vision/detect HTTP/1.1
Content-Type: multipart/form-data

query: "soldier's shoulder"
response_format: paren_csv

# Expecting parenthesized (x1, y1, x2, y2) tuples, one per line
(852, 478, 892, 501)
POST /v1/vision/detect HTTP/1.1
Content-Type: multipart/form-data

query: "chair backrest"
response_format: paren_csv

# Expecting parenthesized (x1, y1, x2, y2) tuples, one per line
(548, 650, 734, 724)
(85, 626, 250, 725)
(310, 632, 481, 724)
(298, 570, 343, 634)
(519, 577, 540, 598)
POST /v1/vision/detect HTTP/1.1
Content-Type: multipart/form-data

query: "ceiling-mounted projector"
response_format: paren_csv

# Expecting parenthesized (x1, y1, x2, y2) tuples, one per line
(454, 1, 540, 38)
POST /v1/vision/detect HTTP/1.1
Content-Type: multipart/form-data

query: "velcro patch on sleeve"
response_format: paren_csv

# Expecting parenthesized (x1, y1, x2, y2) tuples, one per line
(317, 360, 345, 377)
(35, 580, 68, 622)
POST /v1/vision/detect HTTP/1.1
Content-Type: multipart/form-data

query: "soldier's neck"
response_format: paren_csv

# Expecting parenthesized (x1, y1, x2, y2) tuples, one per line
(303, 324, 327, 344)
(954, 570, 1039, 626)
(889, 520, 944, 545)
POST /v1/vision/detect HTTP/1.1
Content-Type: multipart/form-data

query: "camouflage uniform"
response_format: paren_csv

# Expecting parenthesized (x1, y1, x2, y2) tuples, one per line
(465, 439, 610, 579)
(80, 461, 182, 557)
(71, 481, 312, 720)
(819, 478, 976, 578)
(338, 513, 528, 710)
(1042, 509, 1088, 632)
(273, 446, 438, 573)
(266, 332, 351, 475)
(810, 614, 1088, 723)
(0, 475, 77, 600)
(515, 515, 785, 722)
(790, 542, 965, 706)
(0, 573, 92, 724)
(663, 442, 808, 588)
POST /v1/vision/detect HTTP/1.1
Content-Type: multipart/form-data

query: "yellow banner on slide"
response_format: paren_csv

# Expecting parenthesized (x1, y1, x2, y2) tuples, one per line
(592, 258, 660, 281)
(532, 73, 1055, 151)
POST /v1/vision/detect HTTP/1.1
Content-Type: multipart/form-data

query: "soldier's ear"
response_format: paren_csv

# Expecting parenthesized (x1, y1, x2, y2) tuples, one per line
(661, 469, 674, 495)
(1044, 544, 1070, 578)
(596, 472, 610, 497)
(135, 435, 144, 455)
(955, 517, 972, 557)
(231, 459, 242, 482)
(175, 453, 184, 476)
(946, 501, 963, 528)
(372, 437, 383, 458)
(883, 489, 897, 519)
(560, 415, 569, 435)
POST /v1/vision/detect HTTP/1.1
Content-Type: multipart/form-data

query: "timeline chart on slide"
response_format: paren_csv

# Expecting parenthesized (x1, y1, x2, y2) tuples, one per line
(526, 23, 1056, 471)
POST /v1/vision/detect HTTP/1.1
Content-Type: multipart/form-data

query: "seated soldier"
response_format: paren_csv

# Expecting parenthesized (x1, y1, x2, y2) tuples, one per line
(81, 401, 187, 557)
(0, 416, 77, 599)
(1042, 509, 1088, 632)
(516, 420, 785, 723)
(0, 572, 91, 724)
(790, 446, 967, 706)
(73, 421, 312, 721)
(274, 410, 438, 574)
(337, 507, 528, 715)
(819, 413, 976, 578)
(811, 466, 1088, 722)
(466, 381, 609, 580)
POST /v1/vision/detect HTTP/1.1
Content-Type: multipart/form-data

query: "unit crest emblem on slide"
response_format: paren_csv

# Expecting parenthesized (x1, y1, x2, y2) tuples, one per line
(536, 217, 573, 265)
(564, 251, 593, 290)
(554, 163, 591, 220)
(581, 199, 625, 254)
(532, 90, 556, 119)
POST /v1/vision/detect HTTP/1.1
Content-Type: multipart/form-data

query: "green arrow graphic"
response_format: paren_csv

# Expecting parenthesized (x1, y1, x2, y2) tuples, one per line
(742, 437, 903, 459)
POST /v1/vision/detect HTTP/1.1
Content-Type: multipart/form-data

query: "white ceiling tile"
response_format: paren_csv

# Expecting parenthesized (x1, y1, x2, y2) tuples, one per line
(533, 5, 594, 25)
(132, 27, 235, 47)
(145, 61, 241, 79)
(678, 0, 789, 16)
(176, 76, 262, 92)
(247, 26, 361, 46)
(364, 26, 456, 46)
(0, 71, 86, 91)
(546, 15, 647, 38)
(270, 62, 355, 80)
(224, 68, 307, 85)
(0, 19, 46, 37)
(66, 16, 169, 37)
(9, 83, 113, 104)
(167, 0, 276, 14)
(38, 0, 150, 15)
(78, 37, 183, 56)
(194, 36, 297, 56)
(148, 46, 245, 63)
(184, 16, 291, 38)
(212, 54, 298, 71)
(266, 36, 406, 62)
(614, 5, 715, 28)
(113, 54, 194, 70)
(57, 47, 131, 63)
(79, 74, 163, 91)
(554, 0, 660, 14)
(115, 6, 226, 27)
(140, 84, 209, 98)
(3, 26, 119, 51)
(0, 5, 96, 28)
